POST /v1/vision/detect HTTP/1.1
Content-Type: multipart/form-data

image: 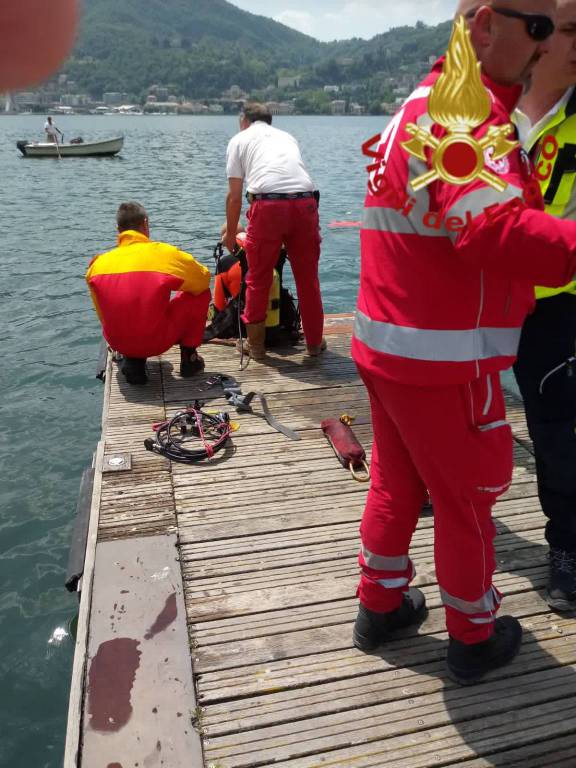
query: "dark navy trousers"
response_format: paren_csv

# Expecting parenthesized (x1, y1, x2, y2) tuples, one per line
(514, 293, 576, 552)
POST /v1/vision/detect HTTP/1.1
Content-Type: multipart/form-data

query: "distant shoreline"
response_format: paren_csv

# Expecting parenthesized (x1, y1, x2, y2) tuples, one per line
(0, 112, 392, 118)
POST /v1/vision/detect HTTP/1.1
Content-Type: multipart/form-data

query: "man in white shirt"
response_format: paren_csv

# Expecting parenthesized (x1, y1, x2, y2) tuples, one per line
(225, 102, 325, 361)
(44, 116, 63, 144)
(514, 0, 576, 611)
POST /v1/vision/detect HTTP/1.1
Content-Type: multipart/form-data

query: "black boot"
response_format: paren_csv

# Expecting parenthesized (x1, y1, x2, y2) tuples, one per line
(547, 547, 576, 611)
(180, 346, 205, 378)
(120, 357, 147, 385)
(446, 615, 522, 685)
(353, 588, 427, 651)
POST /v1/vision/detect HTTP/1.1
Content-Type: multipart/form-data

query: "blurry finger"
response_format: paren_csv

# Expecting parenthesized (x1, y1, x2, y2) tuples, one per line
(0, 0, 79, 90)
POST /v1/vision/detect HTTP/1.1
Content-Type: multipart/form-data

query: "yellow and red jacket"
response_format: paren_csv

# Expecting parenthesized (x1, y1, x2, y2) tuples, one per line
(521, 88, 576, 299)
(86, 230, 210, 355)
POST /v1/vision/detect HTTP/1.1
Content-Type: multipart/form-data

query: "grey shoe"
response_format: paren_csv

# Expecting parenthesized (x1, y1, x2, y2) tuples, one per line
(547, 547, 576, 611)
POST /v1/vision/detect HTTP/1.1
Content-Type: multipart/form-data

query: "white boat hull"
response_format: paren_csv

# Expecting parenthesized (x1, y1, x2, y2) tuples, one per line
(17, 137, 124, 157)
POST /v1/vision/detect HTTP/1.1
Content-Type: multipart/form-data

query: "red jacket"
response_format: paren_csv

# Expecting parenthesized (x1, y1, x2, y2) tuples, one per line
(352, 59, 576, 386)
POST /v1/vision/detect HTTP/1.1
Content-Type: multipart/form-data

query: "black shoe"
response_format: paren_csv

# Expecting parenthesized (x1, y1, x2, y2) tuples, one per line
(120, 357, 148, 385)
(547, 547, 576, 611)
(446, 615, 522, 685)
(353, 588, 427, 651)
(180, 346, 205, 378)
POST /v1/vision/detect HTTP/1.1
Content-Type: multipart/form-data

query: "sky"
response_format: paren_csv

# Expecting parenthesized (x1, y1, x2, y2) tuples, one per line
(231, 0, 455, 42)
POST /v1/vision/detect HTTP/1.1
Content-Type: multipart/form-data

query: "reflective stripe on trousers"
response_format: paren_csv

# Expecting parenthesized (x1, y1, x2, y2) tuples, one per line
(360, 545, 415, 590)
(441, 585, 502, 626)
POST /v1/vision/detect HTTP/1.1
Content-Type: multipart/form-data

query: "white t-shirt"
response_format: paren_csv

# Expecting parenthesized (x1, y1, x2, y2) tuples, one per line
(45, 121, 59, 138)
(226, 121, 314, 194)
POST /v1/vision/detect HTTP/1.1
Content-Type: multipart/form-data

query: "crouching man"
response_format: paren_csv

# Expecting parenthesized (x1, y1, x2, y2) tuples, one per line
(86, 201, 211, 384)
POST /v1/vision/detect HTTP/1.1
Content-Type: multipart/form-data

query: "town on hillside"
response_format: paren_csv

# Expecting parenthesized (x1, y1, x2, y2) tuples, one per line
(2, 56, 437, 117)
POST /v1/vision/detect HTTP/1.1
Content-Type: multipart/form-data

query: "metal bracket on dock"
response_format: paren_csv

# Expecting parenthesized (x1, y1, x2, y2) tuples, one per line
(102, 453, 132, 473)
(65, 467, 95, 593)
(95, 339, 109, 382)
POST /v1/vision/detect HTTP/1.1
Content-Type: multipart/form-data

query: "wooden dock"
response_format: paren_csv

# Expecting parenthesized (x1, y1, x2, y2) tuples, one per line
(65, 315, 576, 768)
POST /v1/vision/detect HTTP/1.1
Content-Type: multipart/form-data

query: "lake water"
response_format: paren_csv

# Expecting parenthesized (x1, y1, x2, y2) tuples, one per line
(0, 114, 385, 767)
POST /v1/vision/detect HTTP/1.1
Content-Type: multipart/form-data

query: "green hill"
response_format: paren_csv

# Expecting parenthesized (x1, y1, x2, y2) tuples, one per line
(63, 1, 452, 107)
(78, 0, 321, 59)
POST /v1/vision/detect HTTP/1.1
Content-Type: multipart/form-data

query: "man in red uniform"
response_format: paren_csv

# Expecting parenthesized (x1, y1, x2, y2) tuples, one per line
(352, 0, 576, 685)
(87, 202, 211, 385)
(225, 102, 325, 361)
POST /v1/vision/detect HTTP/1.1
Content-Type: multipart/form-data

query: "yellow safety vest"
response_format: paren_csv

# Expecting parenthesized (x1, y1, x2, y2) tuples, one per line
(525, 88, 576, 300)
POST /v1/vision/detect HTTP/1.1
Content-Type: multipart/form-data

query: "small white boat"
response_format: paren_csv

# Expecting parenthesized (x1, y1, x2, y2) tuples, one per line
(17, 136, 124, 158)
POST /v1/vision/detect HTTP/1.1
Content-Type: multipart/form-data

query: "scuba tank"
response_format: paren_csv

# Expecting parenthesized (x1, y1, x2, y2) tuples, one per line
(266, 270, 281, 329)
(204, 231, 301, 344)
(231, 232, 280, 329)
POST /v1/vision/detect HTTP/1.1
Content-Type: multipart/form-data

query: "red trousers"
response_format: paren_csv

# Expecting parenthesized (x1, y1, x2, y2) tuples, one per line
(355, 366, 513, 644)
(112, 290, 211, 358)
(243, 198, 324, 346)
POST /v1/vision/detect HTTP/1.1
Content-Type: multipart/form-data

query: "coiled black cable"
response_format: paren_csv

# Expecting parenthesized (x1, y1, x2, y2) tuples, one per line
(144, 402, 232, 464)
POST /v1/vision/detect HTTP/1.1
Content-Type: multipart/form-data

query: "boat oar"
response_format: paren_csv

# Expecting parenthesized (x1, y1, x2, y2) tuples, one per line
(55, 131, 64, 160)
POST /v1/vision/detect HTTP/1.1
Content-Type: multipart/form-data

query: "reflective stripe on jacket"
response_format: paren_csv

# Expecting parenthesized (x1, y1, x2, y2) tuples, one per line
(523, 87, 576, 300)
(353, 58, 576, 386)
(86, 230, 211, 351)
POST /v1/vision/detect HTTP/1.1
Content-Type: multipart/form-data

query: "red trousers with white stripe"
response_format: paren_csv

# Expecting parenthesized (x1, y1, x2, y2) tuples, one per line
(355, 367, 513, 644)
(243, 198, 324, 347)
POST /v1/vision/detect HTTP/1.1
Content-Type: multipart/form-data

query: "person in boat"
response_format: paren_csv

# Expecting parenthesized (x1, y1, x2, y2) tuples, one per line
(86, 202, 211, 385)
(44, 116, 63, 144)
(225, 101, 325, 361)
(514, 0, 576, 612)
(351, 0, 576, 686)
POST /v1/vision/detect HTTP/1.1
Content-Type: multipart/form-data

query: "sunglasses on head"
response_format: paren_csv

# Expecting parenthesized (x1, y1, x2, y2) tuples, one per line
(466, 6, 555, 42)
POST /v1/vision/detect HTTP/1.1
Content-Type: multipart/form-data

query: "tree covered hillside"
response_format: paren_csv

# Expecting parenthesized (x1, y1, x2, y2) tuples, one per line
(63, 0, 452, 105)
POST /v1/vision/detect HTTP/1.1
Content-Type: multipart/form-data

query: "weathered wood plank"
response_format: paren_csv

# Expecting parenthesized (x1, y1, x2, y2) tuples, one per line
(204, 664, 576, 767)
(190, 572, 549, 674)
(194, 589, 567, 702)
(79, 320, 555, 768)
(200, 614, 576, 735)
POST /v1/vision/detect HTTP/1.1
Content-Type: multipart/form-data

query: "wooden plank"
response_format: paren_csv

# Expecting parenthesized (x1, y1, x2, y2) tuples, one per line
(206, 698, 576, 768)
(181, 514, 544, 585)
(200, 614, 576, 735)
(203, 664, 576, 767)
(179, 500, 545, 559)
(190, 573, 549, 674)
(189, 549, 548, 654)
(194, 589, 568, 702)
(460, 735, 576, 767)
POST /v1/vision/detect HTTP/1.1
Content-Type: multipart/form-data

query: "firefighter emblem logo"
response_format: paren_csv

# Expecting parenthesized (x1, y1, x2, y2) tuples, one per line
(401, 16, 518, 193)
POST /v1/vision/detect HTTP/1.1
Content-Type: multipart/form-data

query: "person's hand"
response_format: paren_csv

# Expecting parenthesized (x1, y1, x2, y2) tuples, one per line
(224, 232, 237, 254)
(0, 0, 79, 90)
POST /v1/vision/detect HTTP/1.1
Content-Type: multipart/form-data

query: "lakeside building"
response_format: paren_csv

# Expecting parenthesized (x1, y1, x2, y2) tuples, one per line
(265, 101, 295, 116)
